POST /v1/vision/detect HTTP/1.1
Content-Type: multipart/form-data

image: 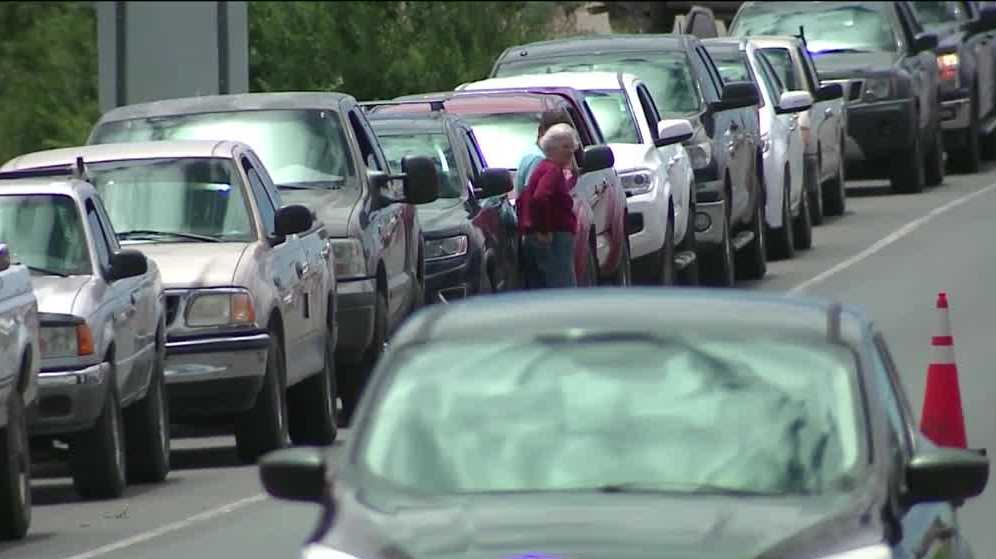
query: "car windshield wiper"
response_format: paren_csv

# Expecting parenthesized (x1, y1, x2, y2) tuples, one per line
(24, 264, 70, 278)
(117, 230, 223, 243)
(593, 482, 779, 496)
(277, 179, 344, 191)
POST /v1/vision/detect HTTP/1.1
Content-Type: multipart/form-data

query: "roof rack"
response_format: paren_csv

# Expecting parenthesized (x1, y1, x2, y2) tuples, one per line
(0, 157, 88, 182)
(359, 100, 446, 113)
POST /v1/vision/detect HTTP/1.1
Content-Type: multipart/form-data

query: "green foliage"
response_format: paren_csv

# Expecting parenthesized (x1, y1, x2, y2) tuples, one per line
(0, 2, 99, 163)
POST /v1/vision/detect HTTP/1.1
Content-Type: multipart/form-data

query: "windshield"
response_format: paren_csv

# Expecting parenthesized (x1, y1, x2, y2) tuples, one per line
(85, 158, 255, 243)
(90, 109, 356, 189)
(910, 1, 970, 29)
(583, 90, 641, 144)
(495, 52, 702, 116)
(0, 194, 91, 276)
(732, 4, 899, 54)
(376, 131, 464, 198)
(459, 112, 543, 171)
(358, 331, 863, 496)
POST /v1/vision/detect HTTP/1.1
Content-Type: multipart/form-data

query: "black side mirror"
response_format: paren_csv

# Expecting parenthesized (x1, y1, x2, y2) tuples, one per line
(816, 83, 844, 102)
(913, 32, 939, 53)
(0, 244, 9, 273)
(967, 7, 996, 33)
(259, 447, 330, 504)
(580, 144, 615, 174)
(274, 204, 314, 237)
(905, 447, 989, 506)
(713, 81, 760, 111)
(108, 249, 148, 281)
(401, 155, 440, 205)
(473, 168, 513, 198)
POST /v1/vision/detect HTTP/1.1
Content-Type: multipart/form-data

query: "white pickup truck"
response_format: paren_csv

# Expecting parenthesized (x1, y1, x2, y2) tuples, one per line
(0, 243, 40, 540)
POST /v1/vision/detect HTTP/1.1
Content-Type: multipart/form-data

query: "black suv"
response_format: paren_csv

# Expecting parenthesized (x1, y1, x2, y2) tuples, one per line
(490, 34, 768, 286)
(365, 107, 521, 302)
(731, 1, 944, 194)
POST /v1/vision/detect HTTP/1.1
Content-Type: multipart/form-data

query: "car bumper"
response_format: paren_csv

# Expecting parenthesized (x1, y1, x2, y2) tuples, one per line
(425, 255, 475, 304)
(625, 191, 668, 259)
(333, 277, 377, 361)
(28, 362, 110, 436)
(164, 330, 270, 417)
(845, 98, 915, 161)
(940, 96, 971, 131)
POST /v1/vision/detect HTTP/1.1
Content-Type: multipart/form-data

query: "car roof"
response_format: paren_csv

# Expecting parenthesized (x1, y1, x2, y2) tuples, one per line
(391, 288, 870, 349)
(462, 71, 636, 92)
(374, 91, 572, 116)
(701, 37, 747, 51)
(94, 92, 353, 126)
(2, 140, 243, 171)
(0, 176, 97, 201)
(743, 35, 805, 49)
(368, 113, 451, 134)
(496, 33, 693, 67)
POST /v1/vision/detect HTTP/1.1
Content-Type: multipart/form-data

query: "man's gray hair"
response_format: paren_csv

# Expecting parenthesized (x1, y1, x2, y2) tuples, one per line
(539, 123, 580, 156)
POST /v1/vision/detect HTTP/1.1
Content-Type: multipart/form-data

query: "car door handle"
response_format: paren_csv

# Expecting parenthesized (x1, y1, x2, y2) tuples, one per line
(295, 261, 309, 278)
(320, 240, 332, 260)
(825, 107, 835, 117)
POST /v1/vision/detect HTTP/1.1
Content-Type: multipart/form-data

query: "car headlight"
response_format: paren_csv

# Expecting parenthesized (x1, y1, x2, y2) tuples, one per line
(330, 238, 367, 279)
(425, 235, 468, 260)
(937, 52, 960, 84)
(185, 290, 256, 328)
(301, 544, 363, 559)
(862, 77, 893, 102)
(817, 544, 891, 559)
(39, 320, 94, 358)
(685, 140, 712, 170)
(619, 169, 657, 195)
(760, 132, 772, 154)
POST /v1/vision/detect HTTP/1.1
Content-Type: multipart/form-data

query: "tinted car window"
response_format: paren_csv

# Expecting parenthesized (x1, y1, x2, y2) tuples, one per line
(359, 331, 863, 496)
(495, 51, 702, 116)
(760, 47, 803, 91)
(0, 194, 92, 276)
(377, 132, 464, 198)
(582, 90, 641, 144)
(91, 109, 357, 189)
(458, 112, 545, 171)
(911, 0, 970, 28)
(732, 4, 899, 53)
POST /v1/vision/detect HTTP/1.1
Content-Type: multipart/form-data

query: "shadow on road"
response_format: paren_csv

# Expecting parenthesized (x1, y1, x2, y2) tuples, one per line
(30, 477, 182, 507)
(171, 444, 245, 471)
(0, 532, 56, 554)
(845, 183, 894, 198)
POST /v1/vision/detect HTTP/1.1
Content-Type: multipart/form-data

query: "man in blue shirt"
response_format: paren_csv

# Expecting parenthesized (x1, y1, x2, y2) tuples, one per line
(515, 109, 575, 192)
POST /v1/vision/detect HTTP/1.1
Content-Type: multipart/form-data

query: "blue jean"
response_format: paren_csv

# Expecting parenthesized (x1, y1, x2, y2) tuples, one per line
(523, 232, 576, 289)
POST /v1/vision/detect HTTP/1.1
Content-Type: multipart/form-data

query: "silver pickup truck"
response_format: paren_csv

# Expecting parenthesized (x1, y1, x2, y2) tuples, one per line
(0, 164, 169, 500)
(4, 141, 340, 465)
(0, 243, 39, 540)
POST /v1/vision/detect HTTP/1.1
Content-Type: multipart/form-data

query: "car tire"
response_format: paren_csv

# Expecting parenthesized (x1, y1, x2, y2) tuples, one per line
(123, 335, 170, 484)
(950, 93, 980, 174)
(69, 372, 127, 500)
(338, 291, 386, 427)
(925, 127, 946, 187)
(736, 186, 767, 281)
(658, 209, 676, 286)
(822, 143, 847, 216)
(677, 198, 699, 287)
(610, 226, 632, 287)
(768, 177, 795, 261)
(234, 329, 289, 464)
(808, 155, 824, 226)
(793, 185, 814, 251)
(982, 128, 996, 161)
(0, 390, 30, 540)
(288, 327, 338, 446)
(700, 201, 735, 288)
(891, 122, 926, 194)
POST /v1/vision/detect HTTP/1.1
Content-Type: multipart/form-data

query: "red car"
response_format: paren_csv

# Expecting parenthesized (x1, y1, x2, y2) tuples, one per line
(371, 89, 631, 286)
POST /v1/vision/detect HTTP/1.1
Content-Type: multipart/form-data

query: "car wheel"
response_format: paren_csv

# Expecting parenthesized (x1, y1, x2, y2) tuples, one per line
(611, 231, 632, 287)
(658, 209, 676, 286)
(0, 390, 30, 540)
(69, 371, 127, 500)
(700, 201, 735, 288)
(950, 94, 980, 174)
(123, 334, 170, 484)
(925, 126, 946, 187)
(338, 291, 387, 427)
(822, 143, 847, 216)
(235, 329, 289, 464)
(793, 184, 814, 251)
(583, 235, 598, 287)
(768, 176, 795, 261)
(288, 325, 338, 446)
(677, 199, 699, 287)
(891, 121, 925, 194)
(736, 186, 767, 281)
(808, 154, 824, 226)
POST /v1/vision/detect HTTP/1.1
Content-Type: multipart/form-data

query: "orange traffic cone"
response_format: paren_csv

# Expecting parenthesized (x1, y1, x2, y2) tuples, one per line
(920, 292, 968, 449)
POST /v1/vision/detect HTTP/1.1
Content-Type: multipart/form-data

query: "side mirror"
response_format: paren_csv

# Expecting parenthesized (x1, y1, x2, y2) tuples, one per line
(473, 168, 513, 198)
(274, 204, 314, 237)
(580, 144, 615, 174)
(0, 244, 9, 272)
(967, 7, 996, 33)
(912, 32, 939, 54)
(401, 155, 440, 205)
(713, 81, 760, 111)
(259, 447, 330, 504)
(108, 249, 148, 281)
(816, 83, 844, 102)
(775, 90, 815, 114)
(905, 447, 989, 506)
(655, 119, 695, 147)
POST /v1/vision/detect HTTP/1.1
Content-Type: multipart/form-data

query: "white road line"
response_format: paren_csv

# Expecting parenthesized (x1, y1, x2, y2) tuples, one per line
(789, 181, 996, 294)
(58, 493, 267, 559)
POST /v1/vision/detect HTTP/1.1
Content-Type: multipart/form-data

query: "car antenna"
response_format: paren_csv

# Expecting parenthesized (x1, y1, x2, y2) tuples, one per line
(73, 156, 88, 181)
(796, 25, 808, 49)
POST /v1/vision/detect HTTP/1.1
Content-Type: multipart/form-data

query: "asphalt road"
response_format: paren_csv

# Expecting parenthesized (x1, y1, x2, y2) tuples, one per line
(3, 165, 996, 559)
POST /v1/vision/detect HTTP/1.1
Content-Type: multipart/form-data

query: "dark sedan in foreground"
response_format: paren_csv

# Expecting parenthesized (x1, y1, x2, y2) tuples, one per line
(259, 289, 989, 559)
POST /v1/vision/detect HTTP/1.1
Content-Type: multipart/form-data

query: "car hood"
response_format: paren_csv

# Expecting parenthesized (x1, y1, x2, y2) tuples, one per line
(810, 51, 898, 80)
(607, 143, 660, 174)
(333, 489, 879, 559)
(123, 242, 250, 289)
(31, 275, 92, 316)
(417, 198, 470, 238)
(279, 187, 360, 238)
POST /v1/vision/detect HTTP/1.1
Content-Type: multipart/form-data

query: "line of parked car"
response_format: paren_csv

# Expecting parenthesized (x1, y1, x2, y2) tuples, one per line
(0, 0, 994, 545)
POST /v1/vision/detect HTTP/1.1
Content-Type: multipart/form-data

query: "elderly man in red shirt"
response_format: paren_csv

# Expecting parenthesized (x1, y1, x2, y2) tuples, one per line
(516, 123, 580, 289)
